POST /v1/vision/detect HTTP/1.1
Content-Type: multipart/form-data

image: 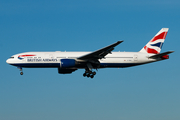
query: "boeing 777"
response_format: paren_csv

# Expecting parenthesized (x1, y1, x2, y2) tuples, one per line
(6, 28, 174, 78)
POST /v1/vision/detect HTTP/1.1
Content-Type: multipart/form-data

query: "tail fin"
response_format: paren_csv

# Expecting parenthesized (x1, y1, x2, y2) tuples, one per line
(139, 28, 169, 54)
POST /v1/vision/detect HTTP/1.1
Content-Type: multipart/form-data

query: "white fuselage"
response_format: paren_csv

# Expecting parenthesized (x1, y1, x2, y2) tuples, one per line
(6, 51, 157, 69)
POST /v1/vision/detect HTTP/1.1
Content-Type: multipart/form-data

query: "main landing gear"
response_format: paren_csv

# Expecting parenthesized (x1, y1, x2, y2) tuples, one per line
(83, 70, 96, 78)
(18, 67, 23, 75)
(83, 63, 97, 78)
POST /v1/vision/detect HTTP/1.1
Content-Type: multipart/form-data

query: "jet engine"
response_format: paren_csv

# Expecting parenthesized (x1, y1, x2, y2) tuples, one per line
(60, 59, 76, 68)
(58, 59, 77, 74)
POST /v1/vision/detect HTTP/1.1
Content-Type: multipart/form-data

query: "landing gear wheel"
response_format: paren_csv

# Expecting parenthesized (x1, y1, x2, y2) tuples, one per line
(90, 75, 94, 78)
(87, 74, 90, 77)
(83, 73, 86, 77)
(20, 72, 23, 75)
(84, 67, 97, 78)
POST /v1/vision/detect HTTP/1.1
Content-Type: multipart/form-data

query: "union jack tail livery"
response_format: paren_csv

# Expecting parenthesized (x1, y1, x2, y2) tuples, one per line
(140, 28, 169, 54)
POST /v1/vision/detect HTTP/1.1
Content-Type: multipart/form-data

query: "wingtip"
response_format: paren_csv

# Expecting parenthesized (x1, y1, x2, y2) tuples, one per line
(117, 40, 123, 43)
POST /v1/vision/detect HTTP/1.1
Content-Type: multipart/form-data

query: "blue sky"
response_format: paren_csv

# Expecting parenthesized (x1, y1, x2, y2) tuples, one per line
(0, 0, 180, 120)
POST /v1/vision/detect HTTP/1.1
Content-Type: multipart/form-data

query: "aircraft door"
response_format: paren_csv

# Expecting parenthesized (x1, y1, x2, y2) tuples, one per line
(44, 54, 54, 59)
(134, 55, 138, 61)
(49, 54, 54, 59)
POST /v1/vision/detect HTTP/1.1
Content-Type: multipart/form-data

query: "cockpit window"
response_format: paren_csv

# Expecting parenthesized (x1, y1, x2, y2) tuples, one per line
(10, 57, 14, 59)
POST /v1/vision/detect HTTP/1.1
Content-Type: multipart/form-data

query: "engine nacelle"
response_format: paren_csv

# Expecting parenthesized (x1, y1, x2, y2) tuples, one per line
(58, 68, 77, 74)
(60, 59, 76, 68)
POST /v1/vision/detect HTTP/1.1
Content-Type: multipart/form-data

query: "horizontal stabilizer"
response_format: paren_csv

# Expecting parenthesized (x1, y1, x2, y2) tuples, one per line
(149, 51, 174, 59)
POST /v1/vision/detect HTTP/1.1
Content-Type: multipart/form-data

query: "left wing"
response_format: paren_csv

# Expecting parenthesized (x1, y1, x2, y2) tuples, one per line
(77, 41, 123, 60)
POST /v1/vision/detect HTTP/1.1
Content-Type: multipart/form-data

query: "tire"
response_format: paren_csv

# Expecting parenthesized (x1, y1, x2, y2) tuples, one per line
(92, 71, 96, 75)
(83, 73, 86, 77)
(90, 75, 94, 78)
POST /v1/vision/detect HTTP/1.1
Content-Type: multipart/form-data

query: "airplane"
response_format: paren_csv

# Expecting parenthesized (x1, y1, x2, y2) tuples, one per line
(6, 28, 174, 78)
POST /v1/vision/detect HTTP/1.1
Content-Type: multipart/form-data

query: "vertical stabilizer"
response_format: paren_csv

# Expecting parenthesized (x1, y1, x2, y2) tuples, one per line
(139, 28, 169, 54)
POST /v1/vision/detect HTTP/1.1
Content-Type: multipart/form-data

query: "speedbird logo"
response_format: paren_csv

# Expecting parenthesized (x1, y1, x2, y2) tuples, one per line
(18, 55, 36, 60)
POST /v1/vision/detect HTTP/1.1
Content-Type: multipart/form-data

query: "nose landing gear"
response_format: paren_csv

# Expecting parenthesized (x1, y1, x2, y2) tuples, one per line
(18, 67, 23, 75)
(20, 71, 23, 75)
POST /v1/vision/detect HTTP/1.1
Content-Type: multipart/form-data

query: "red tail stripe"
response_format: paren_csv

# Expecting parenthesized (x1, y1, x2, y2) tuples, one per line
(144, 46, 159, 54)
(151, 32, 168, 42)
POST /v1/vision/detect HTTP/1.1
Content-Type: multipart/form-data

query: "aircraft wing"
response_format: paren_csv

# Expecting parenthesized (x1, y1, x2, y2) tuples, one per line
(77, 41, 123, 60)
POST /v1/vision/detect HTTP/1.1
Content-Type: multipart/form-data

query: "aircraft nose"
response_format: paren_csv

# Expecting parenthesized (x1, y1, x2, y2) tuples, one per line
(6, 59, 10, 64)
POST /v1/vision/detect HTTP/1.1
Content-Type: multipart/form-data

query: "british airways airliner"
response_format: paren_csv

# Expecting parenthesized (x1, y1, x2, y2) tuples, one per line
(6, 28, 174, 78)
